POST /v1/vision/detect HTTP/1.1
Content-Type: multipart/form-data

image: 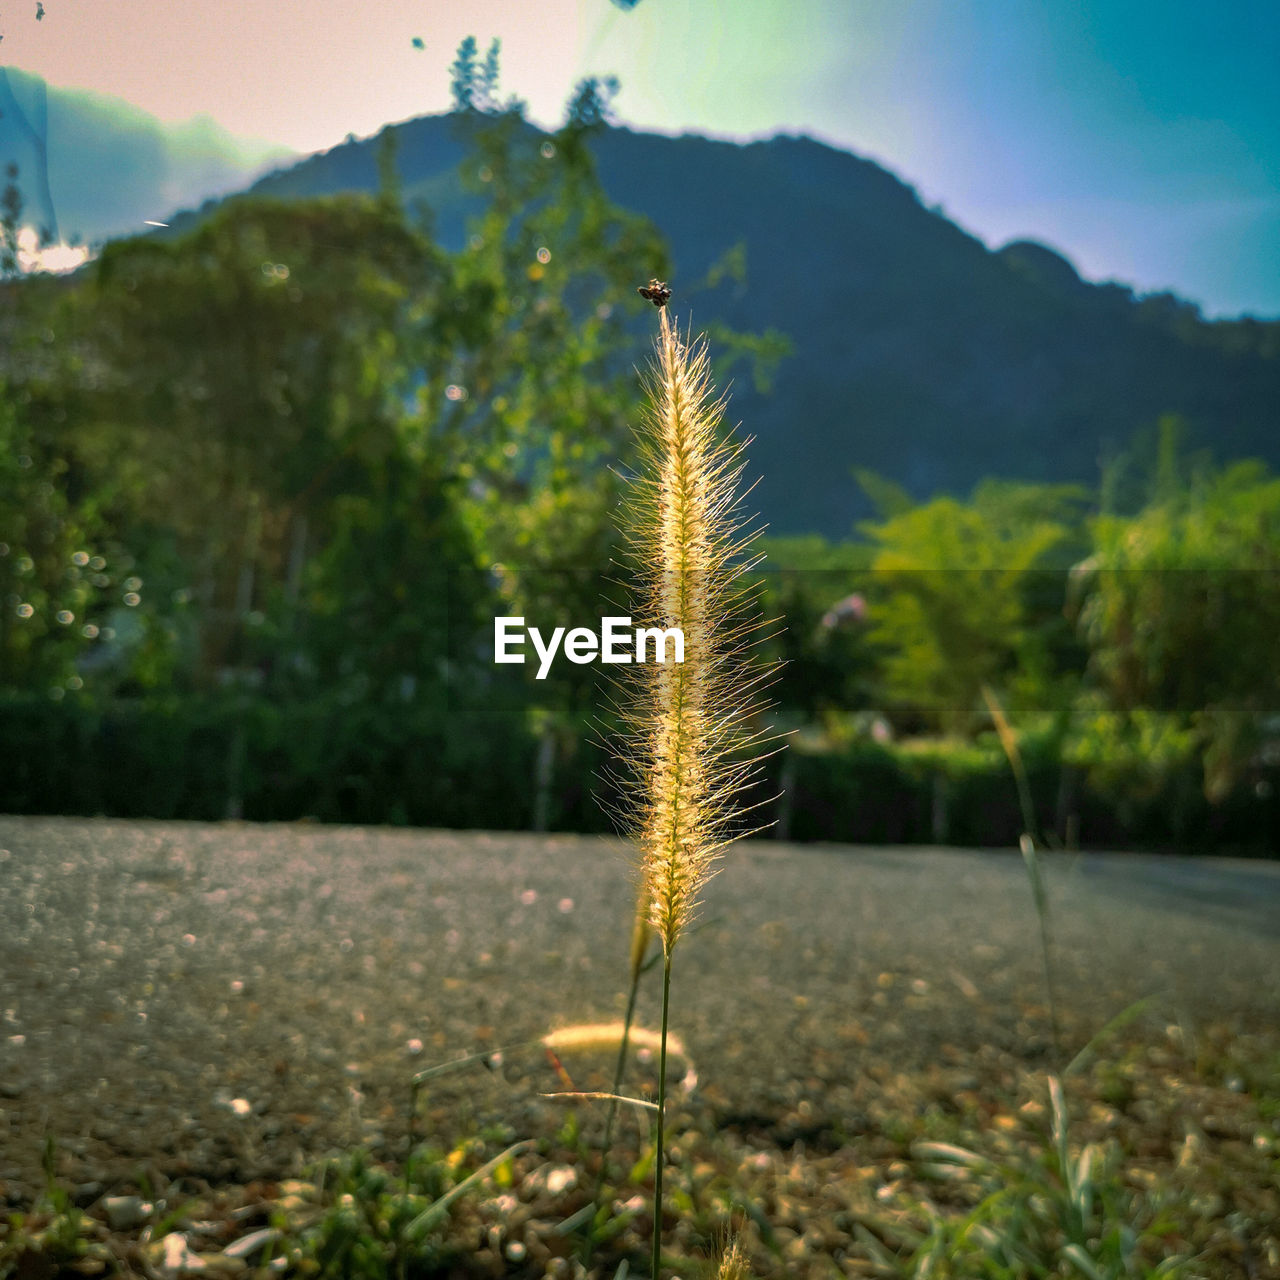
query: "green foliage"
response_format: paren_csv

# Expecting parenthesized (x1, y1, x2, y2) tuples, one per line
(910, 1079, 1193, 1279)
(0, 1139, 98, 1278)
(859, 478, 1087, 735)
(437, 87, 667, 708)
(285, 1141, 520, 1279)
(0, 375, 183, 697)
(0, 686, 558, 826)
(0, 389, 103, 690)
(1065, 703, 1199, 800)
(0, 61, 685, 831)
(755, 535, 876, 725)
(67, 195, 451, 688)
(1073, 432, 1280, 804)
(1076, 471, 1280, 716)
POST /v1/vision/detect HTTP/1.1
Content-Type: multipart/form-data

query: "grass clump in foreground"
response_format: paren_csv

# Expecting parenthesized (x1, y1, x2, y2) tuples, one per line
(7, 1023, 1276, 1277)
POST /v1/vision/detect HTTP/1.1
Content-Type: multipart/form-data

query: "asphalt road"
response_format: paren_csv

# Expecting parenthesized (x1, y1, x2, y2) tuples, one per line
(1, 817, 1277, 1199)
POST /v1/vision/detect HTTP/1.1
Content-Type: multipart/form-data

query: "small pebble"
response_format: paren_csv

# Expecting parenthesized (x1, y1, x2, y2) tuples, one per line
(224, 1226, 282, 1259)
(104, 1195, 150, 1230)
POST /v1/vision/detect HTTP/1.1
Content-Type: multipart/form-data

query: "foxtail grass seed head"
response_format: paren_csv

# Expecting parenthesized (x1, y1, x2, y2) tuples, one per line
(542, 1022, 686, 1060)
(618, 299, 775, 958)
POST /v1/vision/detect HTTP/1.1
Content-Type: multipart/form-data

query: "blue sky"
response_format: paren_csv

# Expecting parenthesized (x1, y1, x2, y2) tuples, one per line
(3, 0, 1277, 316)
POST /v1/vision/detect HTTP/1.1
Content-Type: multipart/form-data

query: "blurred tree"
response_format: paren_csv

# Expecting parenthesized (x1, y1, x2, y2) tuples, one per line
(449, 36, 481, 113)
(0, 385, 111, 691)
(450, 36, 522, 117)
(564, 76, 620, 131)
(860, 478, 1087, 735)
(1, 250, 184, 696)
(430, 61, 668, 662)
(755, 534, 876, 727)
(1072, 442, 1280, 800)
(64, 196, 453, 684)
(425, 49, 676, 818)
(0, 42, 802, 826)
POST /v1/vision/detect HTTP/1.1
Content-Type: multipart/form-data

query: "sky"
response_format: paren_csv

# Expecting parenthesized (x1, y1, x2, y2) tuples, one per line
(2, 0, 1277, 317)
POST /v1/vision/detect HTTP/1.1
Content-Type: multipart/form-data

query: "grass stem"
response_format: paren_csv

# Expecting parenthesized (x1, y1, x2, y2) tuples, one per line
(583, 958, 644, 1268)
(652, 950, 673, 1279)
(983, 685, 1061, 1058)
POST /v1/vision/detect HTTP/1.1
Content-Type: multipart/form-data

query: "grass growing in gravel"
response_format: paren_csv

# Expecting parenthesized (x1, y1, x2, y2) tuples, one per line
(6, 1022, 1277, 1277)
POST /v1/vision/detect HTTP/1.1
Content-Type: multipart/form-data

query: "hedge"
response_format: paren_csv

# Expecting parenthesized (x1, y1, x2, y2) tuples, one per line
(2, 694, 1276, 853)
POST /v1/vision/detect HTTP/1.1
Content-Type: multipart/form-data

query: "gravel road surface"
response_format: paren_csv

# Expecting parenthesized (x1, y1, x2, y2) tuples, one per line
(1, 817, 1277, 1203)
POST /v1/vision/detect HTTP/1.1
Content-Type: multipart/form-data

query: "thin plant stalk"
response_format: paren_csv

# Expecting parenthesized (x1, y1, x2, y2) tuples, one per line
(604, 908, 652, 1159)
(982, 684, 1061, 1056)
(397, 1077, 422, 1280)
(651, 952, 672, 1279)
(583, 910, 651, 1268)
(1021, 833, 1061, 1057)
(601, 962, 640, 1157)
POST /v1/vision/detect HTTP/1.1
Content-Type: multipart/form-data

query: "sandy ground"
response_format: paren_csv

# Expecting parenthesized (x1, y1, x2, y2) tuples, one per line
(1, 816, 1277, 1205)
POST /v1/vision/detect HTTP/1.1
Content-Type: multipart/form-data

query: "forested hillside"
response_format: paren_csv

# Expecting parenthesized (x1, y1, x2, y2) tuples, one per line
(161, 111, 1280, 537)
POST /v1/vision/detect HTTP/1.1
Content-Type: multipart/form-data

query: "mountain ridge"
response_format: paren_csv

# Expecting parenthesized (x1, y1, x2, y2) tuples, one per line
(228, 114, 1279, 534)
(10, 82, 1279, 536)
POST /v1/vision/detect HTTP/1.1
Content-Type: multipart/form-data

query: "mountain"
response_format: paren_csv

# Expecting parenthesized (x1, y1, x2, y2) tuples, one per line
(191, 114, 1280, 536)
(18, 89, 1280, 536)
(578, 128, 1278, 535)
(0, 69, 290, 246)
